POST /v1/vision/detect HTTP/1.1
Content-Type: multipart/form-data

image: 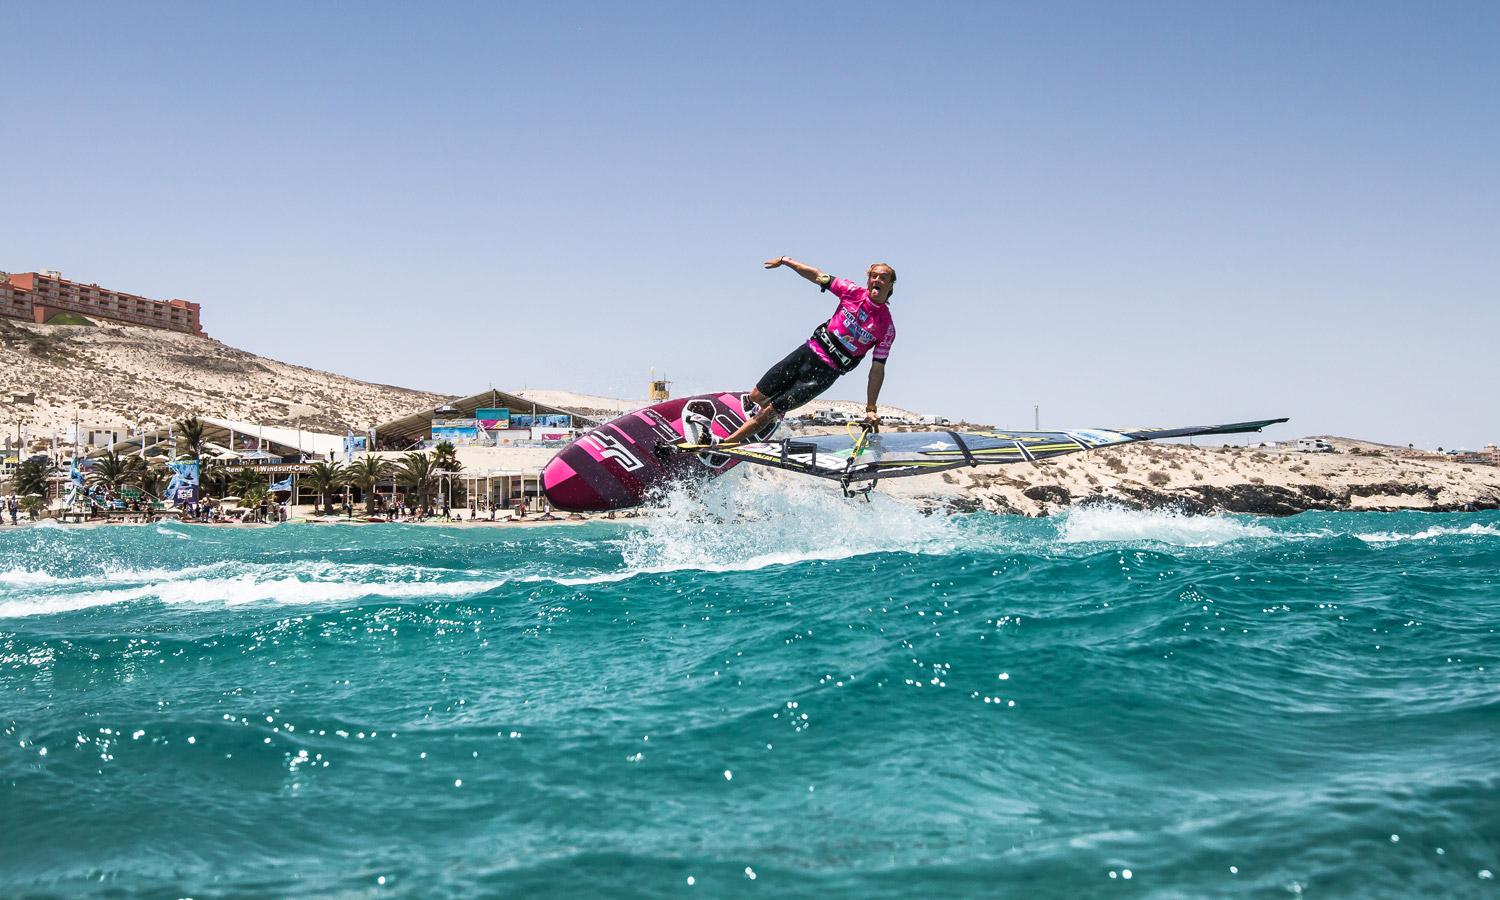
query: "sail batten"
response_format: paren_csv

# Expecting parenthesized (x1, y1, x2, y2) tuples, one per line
(673, 419, 1288, 484)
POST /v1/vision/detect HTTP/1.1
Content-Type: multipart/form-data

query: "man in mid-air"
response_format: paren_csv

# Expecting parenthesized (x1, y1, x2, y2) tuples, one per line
(714, 256, 896, 446)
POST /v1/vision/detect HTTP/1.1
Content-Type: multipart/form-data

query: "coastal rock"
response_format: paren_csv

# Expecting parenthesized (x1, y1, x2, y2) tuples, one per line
(1023, 484, 1071, 505)
(874, 438, 1500, 517)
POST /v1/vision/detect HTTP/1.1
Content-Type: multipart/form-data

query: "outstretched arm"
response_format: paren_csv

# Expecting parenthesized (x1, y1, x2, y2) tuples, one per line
(864, 360, 886, 425)
(764, 256, 828, 286)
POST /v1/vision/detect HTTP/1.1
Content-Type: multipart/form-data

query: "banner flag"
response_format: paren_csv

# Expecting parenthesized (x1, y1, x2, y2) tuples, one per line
(165, 461, 200, 504)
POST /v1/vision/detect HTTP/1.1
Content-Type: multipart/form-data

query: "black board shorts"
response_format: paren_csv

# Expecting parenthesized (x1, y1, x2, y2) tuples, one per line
(756, 343, 844, 414)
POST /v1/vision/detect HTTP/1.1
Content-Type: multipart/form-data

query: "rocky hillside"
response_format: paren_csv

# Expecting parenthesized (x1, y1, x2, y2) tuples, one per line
(875, 439, 1500, 516)
(4, 318, 449, 436)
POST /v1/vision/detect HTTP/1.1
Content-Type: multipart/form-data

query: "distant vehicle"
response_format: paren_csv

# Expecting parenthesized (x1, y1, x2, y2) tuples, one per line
(1295, 438, 1333, 452)
(918, 415, 950, 427)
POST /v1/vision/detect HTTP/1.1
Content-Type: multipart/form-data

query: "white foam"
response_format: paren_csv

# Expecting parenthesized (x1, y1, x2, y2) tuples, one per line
(0, 568, 65, 586)
(0, 571, 508, 619)
(0, 555, 510, 619)
(0, 562, 234, 589)
(616, 467, 962, 575)
(1058, 504, 1279, 547)
(1355, 523, 1500, 544)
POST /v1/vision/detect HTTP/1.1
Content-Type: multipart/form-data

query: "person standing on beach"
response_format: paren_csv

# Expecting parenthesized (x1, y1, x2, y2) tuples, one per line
(715, 257, 896, 445)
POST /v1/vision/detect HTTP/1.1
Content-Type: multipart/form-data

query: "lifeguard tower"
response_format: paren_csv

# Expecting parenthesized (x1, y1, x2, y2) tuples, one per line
(649, 369, 671, 403)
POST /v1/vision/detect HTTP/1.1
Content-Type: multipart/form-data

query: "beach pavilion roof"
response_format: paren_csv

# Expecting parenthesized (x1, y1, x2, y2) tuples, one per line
(84, 417, 344, 461)
(372, 389, 602, 443)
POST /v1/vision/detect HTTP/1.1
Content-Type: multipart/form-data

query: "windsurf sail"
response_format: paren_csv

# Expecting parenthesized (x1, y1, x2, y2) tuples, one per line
(669, 418, 1288, 486)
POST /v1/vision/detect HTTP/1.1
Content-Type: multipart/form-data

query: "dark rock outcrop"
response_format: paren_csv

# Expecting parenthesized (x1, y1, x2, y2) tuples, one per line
(1023, 485, 1071, 504)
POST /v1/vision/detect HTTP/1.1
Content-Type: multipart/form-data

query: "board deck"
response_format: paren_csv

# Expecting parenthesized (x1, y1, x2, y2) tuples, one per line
(541, 391, 774, 512)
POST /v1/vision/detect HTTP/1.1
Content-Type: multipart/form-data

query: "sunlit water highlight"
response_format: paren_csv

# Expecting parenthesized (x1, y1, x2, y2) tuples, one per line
(2, 493, 1497, 899)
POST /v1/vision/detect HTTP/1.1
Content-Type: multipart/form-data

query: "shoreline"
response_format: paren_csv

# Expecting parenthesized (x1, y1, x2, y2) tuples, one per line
(12, 434, 1499, 528)
(7, 490, 1497, 531)
(1, 513, 619, 530)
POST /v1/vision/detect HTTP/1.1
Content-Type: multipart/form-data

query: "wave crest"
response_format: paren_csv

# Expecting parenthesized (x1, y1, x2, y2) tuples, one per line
(1059, 504, 1279, 546)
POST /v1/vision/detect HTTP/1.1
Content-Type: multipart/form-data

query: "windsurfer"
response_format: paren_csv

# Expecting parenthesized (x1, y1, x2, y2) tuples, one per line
(715, 257, 897, 445)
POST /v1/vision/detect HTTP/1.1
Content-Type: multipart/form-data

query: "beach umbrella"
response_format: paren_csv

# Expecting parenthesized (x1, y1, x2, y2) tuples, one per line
(220, 495, 241, 503)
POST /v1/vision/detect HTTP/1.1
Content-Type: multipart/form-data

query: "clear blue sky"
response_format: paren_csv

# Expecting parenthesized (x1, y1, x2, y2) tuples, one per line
(4, 2, 1496, 448)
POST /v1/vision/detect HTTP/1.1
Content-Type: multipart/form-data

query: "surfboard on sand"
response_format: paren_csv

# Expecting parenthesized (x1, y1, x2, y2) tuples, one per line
(541, 391, 775, 513)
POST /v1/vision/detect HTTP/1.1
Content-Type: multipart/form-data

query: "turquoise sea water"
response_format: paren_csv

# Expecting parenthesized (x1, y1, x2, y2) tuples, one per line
(2, 482, 1497, 899)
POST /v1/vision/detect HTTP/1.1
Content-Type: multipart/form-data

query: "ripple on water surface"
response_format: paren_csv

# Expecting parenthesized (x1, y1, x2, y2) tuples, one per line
(1, 499, 1497, 899)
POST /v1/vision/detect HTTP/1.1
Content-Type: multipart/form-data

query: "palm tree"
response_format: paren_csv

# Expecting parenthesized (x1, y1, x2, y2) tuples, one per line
(432, 440, 462, 472)
(431, 441, 462, 511)
(7, 457, 57, 497)
(175, 415, 206, 460)
(199, 458, 228, 497)
(397, 451, 439, 512)
(301, 461, 346, 516)
(345, 456, 393, 517)
(88, 451, 137, 493)
(240, 484, 271, 522)
(229, 467, 268, 498)
(137, 463, 172, 501)
(19, 495, 48, 520)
